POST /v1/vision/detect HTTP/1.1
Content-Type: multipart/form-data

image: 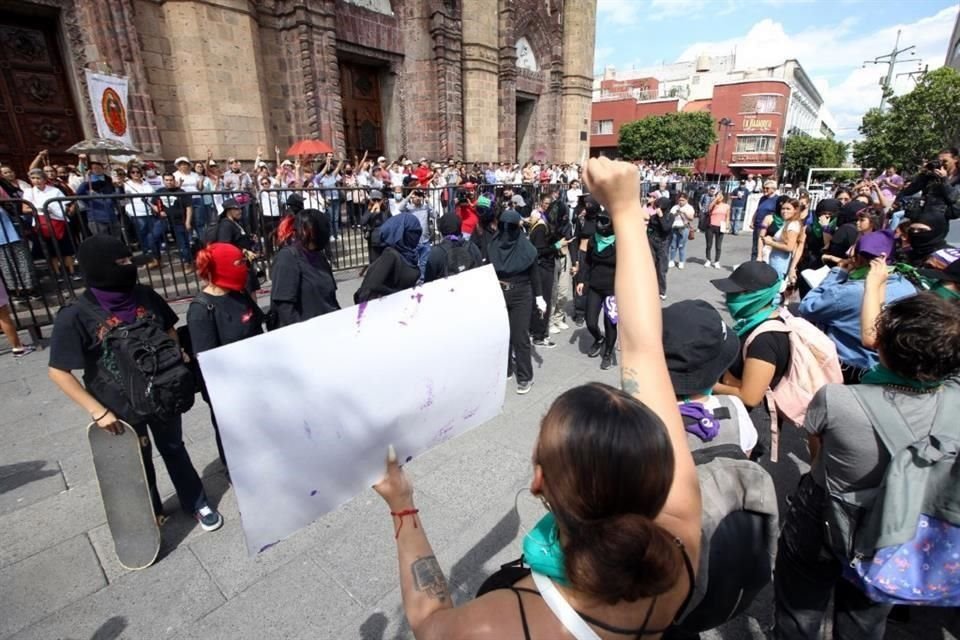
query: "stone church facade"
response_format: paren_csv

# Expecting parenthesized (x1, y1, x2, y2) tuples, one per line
(0, 0, 595, 171)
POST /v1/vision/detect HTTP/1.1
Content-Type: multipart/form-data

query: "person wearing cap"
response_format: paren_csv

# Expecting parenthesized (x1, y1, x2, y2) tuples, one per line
(799, 230, 917, 384)
(399, 188, 436, 282)
(212, 198, 260, 292)
(74, 160, 120, 237)
(711, 262, 791, 459)
(469, 193, 499, 263)
(509, 193, 529, 218)
(173, 156, 200, 193)
(663, 300, 758, 455)
(360, 189, 389, 262)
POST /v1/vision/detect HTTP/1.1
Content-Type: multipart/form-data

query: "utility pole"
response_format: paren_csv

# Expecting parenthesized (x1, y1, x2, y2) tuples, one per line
(863, 30, 917, 111)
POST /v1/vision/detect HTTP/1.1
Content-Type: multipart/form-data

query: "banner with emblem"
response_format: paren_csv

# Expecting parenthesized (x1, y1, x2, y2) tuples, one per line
(84, 71, 132, 145)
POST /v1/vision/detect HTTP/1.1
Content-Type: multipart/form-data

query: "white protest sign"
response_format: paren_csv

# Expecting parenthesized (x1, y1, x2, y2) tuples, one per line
(198, 265, 510, 554)
(84, 71, 133, 145)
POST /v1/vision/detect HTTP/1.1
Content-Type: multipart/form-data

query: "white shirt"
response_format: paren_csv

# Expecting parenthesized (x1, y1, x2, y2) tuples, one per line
(25, 184, 68, 220)
(301, 189, 325, 212)
(259, 190, 281, 217)
(123, 180, 155, 217)
(566, 187, 582, 209)
(670, 204, 695, 228)
(388, 168, 405, 186)
(176, 170, 200, 193)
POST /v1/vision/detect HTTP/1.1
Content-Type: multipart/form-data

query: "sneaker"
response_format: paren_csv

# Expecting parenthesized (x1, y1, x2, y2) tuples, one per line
(573, 316, 585, 327)
(329, 235, 336, 242)
(195, 505, 224, 532)
(11, 345, 36, 359)
(588, 339, 604, 358)
(600, 354, 613, 370)
(506, 372, 514, 381)
(659, 294, 667, 300)
(703, 260, 712, 268)
(532, 338, 557, 349)
(714, 262, 722, 269)
(668, 260, 675, 268)
(678, 262, 685, 270)
(336, 235, 343, 241)
(516, 380, 533, 395)
(556, 319, 569, 330)
(549, 324, 562, 335)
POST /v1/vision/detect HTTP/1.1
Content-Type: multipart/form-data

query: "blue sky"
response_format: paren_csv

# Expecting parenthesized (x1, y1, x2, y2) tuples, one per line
(595, 0, 959, 139)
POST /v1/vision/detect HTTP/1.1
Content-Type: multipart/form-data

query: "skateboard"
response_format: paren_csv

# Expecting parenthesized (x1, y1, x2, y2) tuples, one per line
(87, 420, 161, 570)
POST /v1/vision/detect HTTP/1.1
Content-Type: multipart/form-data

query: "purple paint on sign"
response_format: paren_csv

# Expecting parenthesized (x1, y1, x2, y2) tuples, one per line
(462, 406, 479, 420)
(414, 292, 424, 303)
(310, 489, 318, 496)
(259, 541, 279, 553)
(405, 456, 413, 463)
(398, 320, 408, 326)
(303, 421, 313, 439)
(419, 381, 434, 410)
(356, 301, 368, 327)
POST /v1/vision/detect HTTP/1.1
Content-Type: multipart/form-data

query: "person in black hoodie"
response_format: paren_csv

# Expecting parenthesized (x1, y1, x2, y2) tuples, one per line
(822, 200, 867, 267)
(354, 211, 421, 303)
(187, 242, 264, 474)
(360, 189, 390, 263)
(488, 209, 543, 395)
(901, 210, 951, 266)
(212, 199, 260, 293)
(269, 209, 340, 328)
(571, 194, 600, 325)
(424, 213, 482, 282)
(577, 209, 618, 370)
(471, 196, 499, 263)
(526, 194, 568, 348)
(648, 196, 674, 299)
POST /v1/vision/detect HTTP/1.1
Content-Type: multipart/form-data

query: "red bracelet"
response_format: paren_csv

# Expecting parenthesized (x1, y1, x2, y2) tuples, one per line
(390, 508, 420, 539)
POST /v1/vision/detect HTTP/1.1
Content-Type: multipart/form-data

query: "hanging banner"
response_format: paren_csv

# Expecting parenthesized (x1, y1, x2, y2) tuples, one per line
(84, 71, 132, 145)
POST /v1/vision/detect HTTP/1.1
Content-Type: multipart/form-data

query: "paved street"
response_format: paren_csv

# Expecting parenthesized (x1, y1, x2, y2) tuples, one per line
(1, 232, 957, 640)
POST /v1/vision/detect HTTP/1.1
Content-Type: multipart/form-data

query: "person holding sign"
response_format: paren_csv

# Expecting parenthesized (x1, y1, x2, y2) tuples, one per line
(372, 157, 701, 639)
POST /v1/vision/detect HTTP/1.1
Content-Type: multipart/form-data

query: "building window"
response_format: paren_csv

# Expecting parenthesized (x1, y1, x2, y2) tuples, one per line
(740, 94, 782, 114)
(592, 120, 613, 135)
(735, 135, 777, 153)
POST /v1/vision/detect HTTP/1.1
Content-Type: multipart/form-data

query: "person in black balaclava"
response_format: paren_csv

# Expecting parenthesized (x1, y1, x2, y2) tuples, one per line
(425, 213, 482, 282)
(471, 196, 500, 263)
(902, 212, 950, 266)
(648, 195, 674, 299)
(795, 197, 841, 298)
(47, 235, 224, 533)
(488, 209, 543, 395)
(577, 208, 618, 370)
(822, 200, 867, 267)
(571, 194, 601, 325)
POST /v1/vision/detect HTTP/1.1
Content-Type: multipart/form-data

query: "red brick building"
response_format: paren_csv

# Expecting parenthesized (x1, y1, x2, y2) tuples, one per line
(590, 77, 792, 178)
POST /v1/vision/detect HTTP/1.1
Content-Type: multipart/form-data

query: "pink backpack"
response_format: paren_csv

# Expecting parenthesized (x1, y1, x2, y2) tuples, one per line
(743, 308, 843, 461)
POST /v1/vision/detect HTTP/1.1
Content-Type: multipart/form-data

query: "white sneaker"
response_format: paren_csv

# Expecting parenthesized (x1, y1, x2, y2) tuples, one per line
(678, 262, 685, 270)
(549, 325, 562, 334)
(556, 319, 569, 330)
(659, 294, 667, 300)
(704, 260, 712, 268)
(714, 262, 722, 269)
(668, 260, 675, 268)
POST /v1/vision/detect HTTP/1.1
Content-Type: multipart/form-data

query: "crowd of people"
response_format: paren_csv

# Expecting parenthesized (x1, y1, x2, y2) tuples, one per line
(2, 139, 959, 638)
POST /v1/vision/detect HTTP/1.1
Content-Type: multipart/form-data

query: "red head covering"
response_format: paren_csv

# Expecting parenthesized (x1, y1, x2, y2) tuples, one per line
(197, 243, 248, 292)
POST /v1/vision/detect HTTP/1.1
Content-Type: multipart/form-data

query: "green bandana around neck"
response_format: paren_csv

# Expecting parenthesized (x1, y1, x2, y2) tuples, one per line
(726, 279, 782, 337)
(847, 262, 931, 291)
(595, 233, 616, 253)
(932, 282, 960, 302)
(522, 512, 569, 584)
(861, 363, 944, 391)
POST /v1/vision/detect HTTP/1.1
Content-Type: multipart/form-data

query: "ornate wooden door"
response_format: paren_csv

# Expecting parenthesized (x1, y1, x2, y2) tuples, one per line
(339, 62, 383, 160)
(0, 13, 85, 174)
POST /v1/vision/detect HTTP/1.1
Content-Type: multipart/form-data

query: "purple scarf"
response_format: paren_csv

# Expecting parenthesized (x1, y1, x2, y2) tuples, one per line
(679, 402, 720, 442)
(89, 287, 138, 324)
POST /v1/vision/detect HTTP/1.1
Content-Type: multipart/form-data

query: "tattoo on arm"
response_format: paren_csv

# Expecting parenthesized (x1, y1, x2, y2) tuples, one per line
(411, 555, 449, 601)
(622, 367, 640, 397)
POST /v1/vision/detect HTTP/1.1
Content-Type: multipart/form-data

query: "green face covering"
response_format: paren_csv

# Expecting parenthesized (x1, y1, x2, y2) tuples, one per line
(595, 233, 616, 253)
(725, 280, 782, 337)
(861, 363, 944, 391)
(932, 282, 960, 302)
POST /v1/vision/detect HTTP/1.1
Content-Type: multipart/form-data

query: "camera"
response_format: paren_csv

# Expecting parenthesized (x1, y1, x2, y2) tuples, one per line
(925, 159, 943, 172)
(456, 189, 471, 205)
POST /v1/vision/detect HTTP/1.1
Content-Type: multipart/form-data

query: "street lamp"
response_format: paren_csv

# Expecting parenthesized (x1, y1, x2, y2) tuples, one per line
(715, 117, 734, 186)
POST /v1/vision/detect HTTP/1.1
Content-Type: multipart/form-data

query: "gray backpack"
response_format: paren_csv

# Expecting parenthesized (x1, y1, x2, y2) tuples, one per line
(825, 382, 960, 605)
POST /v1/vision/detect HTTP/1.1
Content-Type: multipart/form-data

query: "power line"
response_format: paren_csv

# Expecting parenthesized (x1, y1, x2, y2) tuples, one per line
(862, 30, 918, 111)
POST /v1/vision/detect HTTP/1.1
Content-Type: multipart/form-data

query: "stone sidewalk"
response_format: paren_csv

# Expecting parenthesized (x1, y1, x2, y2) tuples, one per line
(1, 233, 956, 640)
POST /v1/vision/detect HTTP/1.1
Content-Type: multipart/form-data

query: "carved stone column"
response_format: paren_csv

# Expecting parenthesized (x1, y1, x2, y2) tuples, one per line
(429, 3, 463, 160)
(461, 0, 498, 162)
(497, 0, 517, 163)
(559, 0, 595, 163)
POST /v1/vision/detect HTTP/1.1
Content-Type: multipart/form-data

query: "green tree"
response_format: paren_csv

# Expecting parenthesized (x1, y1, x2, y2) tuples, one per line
(853, 66, 960, 172)
(618, 112, 716, 163)
(782, 134, 848, 184)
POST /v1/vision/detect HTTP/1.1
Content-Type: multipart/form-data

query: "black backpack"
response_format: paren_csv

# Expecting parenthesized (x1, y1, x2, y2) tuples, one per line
(438, 239, 478, 276)
(79, 295, 196, 421)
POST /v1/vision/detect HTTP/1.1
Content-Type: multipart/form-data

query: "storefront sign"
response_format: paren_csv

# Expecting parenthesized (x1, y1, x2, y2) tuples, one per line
(742, 118, 773, 132)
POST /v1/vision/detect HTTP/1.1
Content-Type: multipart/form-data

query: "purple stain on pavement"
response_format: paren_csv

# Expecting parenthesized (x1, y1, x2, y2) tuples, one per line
(356, 301, 368, 327)
(259, 541, 279, 553)
(310, 489, 318, 496)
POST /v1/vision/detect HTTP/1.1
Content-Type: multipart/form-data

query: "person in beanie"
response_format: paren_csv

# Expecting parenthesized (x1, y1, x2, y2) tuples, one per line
(48, 236, 223, 532)
(424, 213, 482, 283)
(663, 300, 758, 455)
(188, 243, 264, 475)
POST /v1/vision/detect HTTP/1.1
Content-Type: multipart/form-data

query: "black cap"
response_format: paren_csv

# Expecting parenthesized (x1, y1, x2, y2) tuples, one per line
(662, 300, 740, 396)
(711, 261, 779, 293)
(815, 198, 841, 215)
(221, 198, 241, 211)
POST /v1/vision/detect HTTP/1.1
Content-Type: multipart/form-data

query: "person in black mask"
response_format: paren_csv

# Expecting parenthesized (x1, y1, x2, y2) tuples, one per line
(470, 195, 499, 263)
(213, 199, 260, 293)
(47, 236, 223, 532)
(489, 209, 543, 395)
(902, 212, 950, 266)
(822, 200, 867, 267)
(269, 209, 340, 328)
(425, 212, 482, 282)
(577, 209, 618, 369)
(571, 194, 601, 325)
(648, 196, 674, 299)
(355, 211, 421, 303)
